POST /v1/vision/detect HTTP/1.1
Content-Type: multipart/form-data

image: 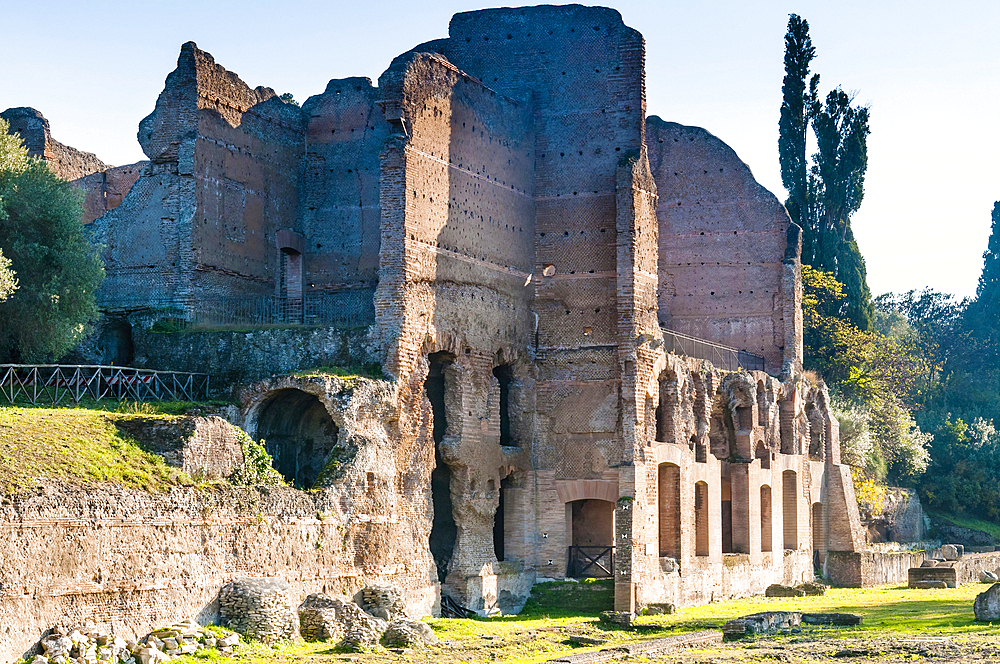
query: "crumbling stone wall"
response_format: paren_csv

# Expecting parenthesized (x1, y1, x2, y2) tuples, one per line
(1, 107, 147, 225)
(4, 2, 871, 630)
(89, 42, 305, 313)
(0, 107, 109, 181)
(75, 162, 148, 225)
(646, 118, 802, 375)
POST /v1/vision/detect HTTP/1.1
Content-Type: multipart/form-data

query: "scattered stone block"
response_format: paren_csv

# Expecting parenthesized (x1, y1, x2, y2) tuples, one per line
(382, 619, 438, 648)
(361, 584, 408, 622)
(722, 611, 801, 640)
(908, 566, 957, 588)
(941, 544, 964, 561)
(566, 635, 608, 646)
(981, 570, 999, 583)
(599, 611, 633, 626)
(798, 582, 828, 596)
(974, 582, 1000, 621)
(299, 594, 346, 642)
(643, 602, 677, 615)
(765, 584, 805, 597)
(920, 559, 939, 567)
(219, 577, 298, 642)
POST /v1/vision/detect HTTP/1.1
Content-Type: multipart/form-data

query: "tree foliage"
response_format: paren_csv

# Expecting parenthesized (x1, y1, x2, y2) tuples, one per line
(0, 118, 104, 362)
(778, 14, 816, 230)
(0, 249, 16, 302)
(803, 266, 930, 484)
(780, 14, 873, 330)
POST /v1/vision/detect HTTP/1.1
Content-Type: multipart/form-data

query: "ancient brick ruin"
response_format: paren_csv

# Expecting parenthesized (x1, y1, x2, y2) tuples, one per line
(1, 4, 867, 652)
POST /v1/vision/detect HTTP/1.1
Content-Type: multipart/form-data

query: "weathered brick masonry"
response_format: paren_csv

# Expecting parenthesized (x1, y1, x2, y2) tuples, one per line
(1, 5, 869, 657)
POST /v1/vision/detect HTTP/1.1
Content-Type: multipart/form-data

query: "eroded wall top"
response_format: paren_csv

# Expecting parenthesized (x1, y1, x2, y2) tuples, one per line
(1, 106, 109, 181)
(647, 117, 800, 374)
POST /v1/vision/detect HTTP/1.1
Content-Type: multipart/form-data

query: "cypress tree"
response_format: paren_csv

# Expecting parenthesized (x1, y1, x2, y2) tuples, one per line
(974, 201, 1000, 330)
(778, 14, 817, 238)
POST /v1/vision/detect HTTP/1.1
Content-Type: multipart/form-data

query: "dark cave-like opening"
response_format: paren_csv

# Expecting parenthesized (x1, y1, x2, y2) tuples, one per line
(427, 352, 457, 583)
(255, 388, 339, 489)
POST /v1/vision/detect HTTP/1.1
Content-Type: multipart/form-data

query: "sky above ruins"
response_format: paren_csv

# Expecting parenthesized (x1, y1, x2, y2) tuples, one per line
(1, 1, 997, 300)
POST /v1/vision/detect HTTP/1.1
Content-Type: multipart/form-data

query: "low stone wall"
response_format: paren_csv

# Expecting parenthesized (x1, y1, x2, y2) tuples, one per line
(828, 548, 1000, 589)
(0, 483, 436, 662)
(826, 549, 932, 588)
(130, 325, 380, 389)
(957, 552, 1000, 585)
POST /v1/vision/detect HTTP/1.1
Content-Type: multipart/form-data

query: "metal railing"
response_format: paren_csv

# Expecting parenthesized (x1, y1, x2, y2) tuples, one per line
(0, 365, 210, 405)
(182, 292, 375, 328)
(660, 328, 766, 372)
(567, 545, 615, 578)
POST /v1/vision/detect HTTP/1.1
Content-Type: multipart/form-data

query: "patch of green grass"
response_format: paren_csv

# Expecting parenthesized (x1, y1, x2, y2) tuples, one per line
(294, 363, 383, 380)
(7, 396, 234, 417)
(0, 405, 194, 494)
(637, 583, 994, 636)
(929, 510, 1000, 541)
(521, 578, 614, 618)
(170, 583, 1000, 664)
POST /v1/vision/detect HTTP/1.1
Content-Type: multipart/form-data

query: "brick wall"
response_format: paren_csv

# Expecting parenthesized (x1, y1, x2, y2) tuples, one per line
(646, 118, 800, 375)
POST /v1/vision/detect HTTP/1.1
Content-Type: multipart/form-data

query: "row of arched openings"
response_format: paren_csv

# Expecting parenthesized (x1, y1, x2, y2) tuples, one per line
(656, 465, 814, 559)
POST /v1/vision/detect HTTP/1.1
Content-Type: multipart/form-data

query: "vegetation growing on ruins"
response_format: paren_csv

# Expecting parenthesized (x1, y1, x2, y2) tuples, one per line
(784, 18, 1000, 532)
(227, 430, 284, 486)
(0, 118, 104, 362)
(0, 406, 191, 493)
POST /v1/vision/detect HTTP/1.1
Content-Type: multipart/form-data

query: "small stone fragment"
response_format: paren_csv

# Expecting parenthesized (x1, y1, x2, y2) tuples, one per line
(974, 582, 1000, 621)
(765, 584, 805, 597)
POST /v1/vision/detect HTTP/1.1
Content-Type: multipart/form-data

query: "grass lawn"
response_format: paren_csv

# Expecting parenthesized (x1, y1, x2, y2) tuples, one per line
(170, 581, 1000, 664)
(0, 401, 225, 493)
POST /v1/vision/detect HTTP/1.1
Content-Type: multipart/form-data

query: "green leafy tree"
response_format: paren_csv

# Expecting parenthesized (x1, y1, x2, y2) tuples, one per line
(804, 266, 931, 484)
(0, 249, 16, 301)
(968, 201, 1000, 344)
(779, 15, 873, 330)
(0, 118, 104, 361)
(778, 13, 817, 231)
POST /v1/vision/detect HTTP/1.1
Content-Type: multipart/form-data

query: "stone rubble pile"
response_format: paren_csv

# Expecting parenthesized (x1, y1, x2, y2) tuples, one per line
(361, 584, 408, 621)
(296, 585, 436, 652)
(33, 621, 239, 664)
(219, 577, 298, 642)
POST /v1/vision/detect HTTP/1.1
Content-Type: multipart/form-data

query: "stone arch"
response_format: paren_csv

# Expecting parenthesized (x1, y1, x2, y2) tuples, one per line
(812, 502, 826, 568)
(708, 390, 734, 459)
(755, 441, 770, 469)
(492, 363, 515, 447)
(806, 402, 825, 460)
(656, 369, 678, 443)
(756, 379, 768, 430)
(254, 388, 339, 489)
(426, 350, 457, 583)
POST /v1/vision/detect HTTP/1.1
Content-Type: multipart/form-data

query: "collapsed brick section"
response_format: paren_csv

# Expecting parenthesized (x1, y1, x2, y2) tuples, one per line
(86, 42, 306, 312)
(1, 107, 148, 224)
(0, 5, 869, 644)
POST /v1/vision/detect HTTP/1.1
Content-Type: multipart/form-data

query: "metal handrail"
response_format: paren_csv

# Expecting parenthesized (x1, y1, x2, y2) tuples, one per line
(0, 364, 210, 405)
(660, 328, 766, 372)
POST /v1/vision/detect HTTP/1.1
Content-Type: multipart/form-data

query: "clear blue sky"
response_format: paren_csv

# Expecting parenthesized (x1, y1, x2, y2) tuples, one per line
(2, 0, 997, 299)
